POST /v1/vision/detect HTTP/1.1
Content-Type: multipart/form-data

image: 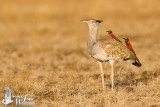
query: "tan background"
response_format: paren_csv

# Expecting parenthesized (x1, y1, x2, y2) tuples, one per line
(0, 0, 160, 106)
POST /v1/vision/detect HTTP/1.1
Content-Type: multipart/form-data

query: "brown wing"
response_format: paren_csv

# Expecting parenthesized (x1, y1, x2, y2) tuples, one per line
(98, 39, 137, 60)
(97, 39, 142, 67)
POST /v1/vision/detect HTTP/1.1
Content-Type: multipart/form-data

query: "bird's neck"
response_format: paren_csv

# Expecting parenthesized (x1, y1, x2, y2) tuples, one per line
(87, 25, 99, 48)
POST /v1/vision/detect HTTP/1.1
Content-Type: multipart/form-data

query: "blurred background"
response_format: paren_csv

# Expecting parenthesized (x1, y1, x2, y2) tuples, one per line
(0, 0, 159, 65)
(0, 0, 160, 106)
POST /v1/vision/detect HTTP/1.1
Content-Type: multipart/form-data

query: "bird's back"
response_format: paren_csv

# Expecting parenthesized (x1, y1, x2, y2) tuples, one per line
(99, 39, 136, 59)
(90, 38, 141, 66)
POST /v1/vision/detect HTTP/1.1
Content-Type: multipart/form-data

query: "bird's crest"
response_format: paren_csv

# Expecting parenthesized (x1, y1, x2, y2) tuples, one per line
(81, 19, 102, 23)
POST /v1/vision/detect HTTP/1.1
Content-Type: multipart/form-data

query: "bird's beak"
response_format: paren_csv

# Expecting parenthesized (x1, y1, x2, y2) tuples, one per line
(81, 20, 88, 23)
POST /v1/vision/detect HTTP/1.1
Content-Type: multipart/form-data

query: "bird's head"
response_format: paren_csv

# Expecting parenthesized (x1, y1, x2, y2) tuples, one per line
(123, 38, 129, 42)
(106, 30, 112, 34)
(81, 19, 102, 27)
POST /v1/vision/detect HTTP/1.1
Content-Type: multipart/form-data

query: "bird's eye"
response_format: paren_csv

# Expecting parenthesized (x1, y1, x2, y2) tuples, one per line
(91, 21, 94, 23)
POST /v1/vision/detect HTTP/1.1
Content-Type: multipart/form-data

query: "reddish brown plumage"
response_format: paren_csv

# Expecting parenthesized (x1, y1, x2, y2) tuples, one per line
(108, 33, 122, 43)
(125, 40, 135, 54)
(124, 38, 142, 67)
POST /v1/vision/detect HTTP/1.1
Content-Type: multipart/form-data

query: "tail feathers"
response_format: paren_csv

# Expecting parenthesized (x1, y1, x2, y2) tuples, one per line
(123, 58, 142, 67)
(132, 60, 142, 67)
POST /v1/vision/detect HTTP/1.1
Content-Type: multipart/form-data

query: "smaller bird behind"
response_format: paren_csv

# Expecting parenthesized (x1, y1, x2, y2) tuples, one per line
(123, 38, 142, 67)
(107, 30, 122, 43)
(1, 87, 13, 106)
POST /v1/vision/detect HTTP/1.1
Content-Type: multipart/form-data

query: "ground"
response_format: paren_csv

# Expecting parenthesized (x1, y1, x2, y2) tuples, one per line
(0, 0, 160, 107)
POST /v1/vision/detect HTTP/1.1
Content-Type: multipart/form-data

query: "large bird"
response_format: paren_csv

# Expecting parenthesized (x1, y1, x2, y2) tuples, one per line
(81, 19, 142, 90)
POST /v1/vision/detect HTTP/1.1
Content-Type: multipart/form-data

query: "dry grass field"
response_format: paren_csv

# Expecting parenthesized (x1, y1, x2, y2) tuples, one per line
(0, 0, 160, 106)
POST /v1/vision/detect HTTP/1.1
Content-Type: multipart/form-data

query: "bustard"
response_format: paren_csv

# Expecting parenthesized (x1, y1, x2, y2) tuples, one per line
(81, 19, 142, 90)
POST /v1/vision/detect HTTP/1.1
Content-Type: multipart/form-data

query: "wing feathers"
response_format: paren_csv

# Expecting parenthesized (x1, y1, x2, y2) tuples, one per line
(98, 39, 142, 67)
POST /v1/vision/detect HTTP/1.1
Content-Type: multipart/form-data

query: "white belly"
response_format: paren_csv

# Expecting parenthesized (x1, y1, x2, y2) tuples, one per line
(92, 54, 120, 62)
(92, 54, 109, 61)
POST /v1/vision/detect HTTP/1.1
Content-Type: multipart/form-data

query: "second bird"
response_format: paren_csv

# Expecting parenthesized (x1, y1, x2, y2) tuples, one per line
(123, 38, 142, 67)
(107, 30, 122, 43)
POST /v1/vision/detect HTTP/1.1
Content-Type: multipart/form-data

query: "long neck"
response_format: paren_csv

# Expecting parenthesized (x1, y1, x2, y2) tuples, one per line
(87, 24, 99, 48)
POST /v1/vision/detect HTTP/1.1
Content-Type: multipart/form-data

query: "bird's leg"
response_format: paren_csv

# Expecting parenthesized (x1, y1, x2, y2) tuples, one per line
(97, 61, 105, 90)
(111, 64, 114, 90)
(110, 60, 115, 90)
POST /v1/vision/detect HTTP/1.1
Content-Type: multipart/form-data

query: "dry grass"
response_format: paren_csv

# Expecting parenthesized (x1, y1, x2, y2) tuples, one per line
(0, 0, 160, 106)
